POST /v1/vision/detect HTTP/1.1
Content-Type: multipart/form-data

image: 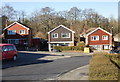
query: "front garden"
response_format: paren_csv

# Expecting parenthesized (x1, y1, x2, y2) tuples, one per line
(89, 52, 120, 80)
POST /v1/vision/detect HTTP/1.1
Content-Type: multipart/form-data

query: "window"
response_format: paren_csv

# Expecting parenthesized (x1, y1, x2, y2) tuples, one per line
(20, 30, 25, 34)
(52, 33, 58, 38)
(2, 46, 9, 51)
(8, 30, 16, 35)
(8, 39, 19, 44)
(102, 35, 108, 40)
(91, 36, 99, 41)
(61, 33, 70, 38)
(2, 45, 16, 51)
(103, 45, 109, 50)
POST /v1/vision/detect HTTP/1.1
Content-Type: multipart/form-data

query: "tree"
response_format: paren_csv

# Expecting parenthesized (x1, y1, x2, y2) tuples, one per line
(67, 7, 81, 21)
(1, 4, 16, 21)
(15, 10, 27, 23)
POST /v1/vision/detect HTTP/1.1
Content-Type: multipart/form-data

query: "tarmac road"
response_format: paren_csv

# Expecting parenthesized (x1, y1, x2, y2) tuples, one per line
(2, 52, 91, 80)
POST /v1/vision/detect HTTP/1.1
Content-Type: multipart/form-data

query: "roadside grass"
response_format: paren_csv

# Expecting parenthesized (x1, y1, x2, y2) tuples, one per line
(89, 53, 119, 80)
(105, 54, 120, 68)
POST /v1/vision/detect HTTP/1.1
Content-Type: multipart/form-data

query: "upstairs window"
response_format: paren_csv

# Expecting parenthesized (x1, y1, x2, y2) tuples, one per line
(91, 36, 99, 41)
(52, 33, 58, 38)
(8, 30, 16, 35)
(20, 30, 25, 34)
(61, 33, 70, 38)
(102, 35, 108, 40)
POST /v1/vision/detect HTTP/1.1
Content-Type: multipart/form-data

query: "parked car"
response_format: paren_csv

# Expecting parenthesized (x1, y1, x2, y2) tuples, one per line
(109, 49, 120, 54)
(116, 50, 120, 54)
(0, 43, 18, 61)
(53, 49, 61, 52)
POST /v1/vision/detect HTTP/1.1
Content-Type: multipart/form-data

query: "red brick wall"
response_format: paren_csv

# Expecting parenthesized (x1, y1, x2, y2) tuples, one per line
(88, 29, 111, 45)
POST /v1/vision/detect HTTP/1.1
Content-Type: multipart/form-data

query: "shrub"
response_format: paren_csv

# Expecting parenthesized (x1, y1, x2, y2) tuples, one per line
(105, 54, 120, 68)
(53, 46, 84, 51)
(89, 53, 118, 80)
(76, 42, 85, 47)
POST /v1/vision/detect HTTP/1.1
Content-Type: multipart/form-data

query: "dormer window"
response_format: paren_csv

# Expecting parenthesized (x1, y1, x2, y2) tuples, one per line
(8, 30, 16, 35)
(20, 30, 25, 34)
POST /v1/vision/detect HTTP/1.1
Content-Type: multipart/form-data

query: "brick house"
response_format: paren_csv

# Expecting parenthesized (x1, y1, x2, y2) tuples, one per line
(3, 22, 32, 48)
(85, 27, 112, 50)
(47, 25, 75, 52)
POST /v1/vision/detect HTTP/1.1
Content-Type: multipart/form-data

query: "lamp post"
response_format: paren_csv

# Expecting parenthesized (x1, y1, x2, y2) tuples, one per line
(111, 27, 114, 50)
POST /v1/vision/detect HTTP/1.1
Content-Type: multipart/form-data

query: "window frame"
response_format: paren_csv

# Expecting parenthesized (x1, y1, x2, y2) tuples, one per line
(91, 35, 99, 41)
(8, 30, 16, 35)
(19, 30, 25, 34)
(102, 35, 108, 40)
(8, 39, 19, 44)
(61, 33, 70, 38)
(51, 33, 58, 38)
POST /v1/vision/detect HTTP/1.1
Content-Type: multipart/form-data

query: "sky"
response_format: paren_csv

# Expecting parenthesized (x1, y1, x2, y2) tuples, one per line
(1, 2, 118, 19)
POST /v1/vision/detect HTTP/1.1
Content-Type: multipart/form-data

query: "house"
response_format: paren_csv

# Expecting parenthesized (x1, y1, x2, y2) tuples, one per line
(3, 22, 32, 48)
(80, 28, 96, 42)
(47, 25, 75, 52)
(85, 27, 112, 50)
(113, 33, 120, 42)
(113, 33, 120, 48)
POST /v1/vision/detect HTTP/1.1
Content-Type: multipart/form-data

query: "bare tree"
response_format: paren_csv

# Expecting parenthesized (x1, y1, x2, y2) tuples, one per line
(1, 4, 16, 21)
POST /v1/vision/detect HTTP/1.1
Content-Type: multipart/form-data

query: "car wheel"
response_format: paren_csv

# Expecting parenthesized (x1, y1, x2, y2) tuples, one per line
(13, 55, 17, 61)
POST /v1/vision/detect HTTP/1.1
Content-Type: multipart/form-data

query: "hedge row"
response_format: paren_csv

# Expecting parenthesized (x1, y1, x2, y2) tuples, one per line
(106, 54, 120, 68)
(53, 46, 84, 51)
(89, 53, 119, 80)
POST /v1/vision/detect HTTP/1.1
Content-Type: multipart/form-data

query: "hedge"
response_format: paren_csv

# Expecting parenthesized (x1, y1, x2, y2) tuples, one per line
(53, 46, 84, 51)
(89, 53, 119, 80)
(105, 54, 120, 68)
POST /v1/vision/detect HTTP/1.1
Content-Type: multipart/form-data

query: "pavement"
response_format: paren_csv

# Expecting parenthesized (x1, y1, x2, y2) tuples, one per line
(47, 65, 89, 80)
(19, 51, 92, 60)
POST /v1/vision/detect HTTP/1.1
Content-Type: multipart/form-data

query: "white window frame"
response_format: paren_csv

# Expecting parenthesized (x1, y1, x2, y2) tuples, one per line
(103, 45, 109, 49)
(20, 30, 25, 34)
(102, 35, 108, 40)
(91, 36, 99, 41)
(61, 33, 70, 38)
(8, 39, 19, 44)
(52, 33, 58, 38)
(8, 30, 16, 35)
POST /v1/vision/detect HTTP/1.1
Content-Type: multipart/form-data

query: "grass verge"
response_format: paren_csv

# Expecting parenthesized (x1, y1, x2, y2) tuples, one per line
(89, 53, 119, 80)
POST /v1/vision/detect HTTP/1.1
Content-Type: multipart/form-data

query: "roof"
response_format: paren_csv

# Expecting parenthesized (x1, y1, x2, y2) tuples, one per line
(3, 22, 30, 30)
(47, 25, 75, 34)
(86, 27, 112, 36)
(0, 43, 14, 46)
(81, 28, 96, 34)
(114, 33, 120, 38)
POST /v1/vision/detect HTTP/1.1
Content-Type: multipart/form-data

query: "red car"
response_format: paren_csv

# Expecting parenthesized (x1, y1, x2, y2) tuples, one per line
(0, 43, 18, 61)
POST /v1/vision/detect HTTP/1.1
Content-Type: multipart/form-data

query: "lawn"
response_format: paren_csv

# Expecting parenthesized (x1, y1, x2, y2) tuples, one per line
(89, 53, 119, 80)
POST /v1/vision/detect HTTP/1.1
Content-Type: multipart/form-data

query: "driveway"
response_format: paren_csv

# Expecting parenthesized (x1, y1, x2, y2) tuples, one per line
(2, 51, 92, 80)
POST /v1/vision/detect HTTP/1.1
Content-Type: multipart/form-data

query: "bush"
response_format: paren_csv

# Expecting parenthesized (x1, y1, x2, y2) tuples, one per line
(89, 53, 118, 80)
(76, 42, 85, 47)
(53, 46, 84, 51)
(105, 54, 120, 68)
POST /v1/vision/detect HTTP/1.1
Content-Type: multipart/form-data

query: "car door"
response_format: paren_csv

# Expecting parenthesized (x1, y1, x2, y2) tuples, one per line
(7, 45, 15, 59)
(2, 46, 9, 59)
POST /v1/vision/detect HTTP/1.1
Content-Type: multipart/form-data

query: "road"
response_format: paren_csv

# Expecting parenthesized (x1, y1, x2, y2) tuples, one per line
(2, 52, 91, 80)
